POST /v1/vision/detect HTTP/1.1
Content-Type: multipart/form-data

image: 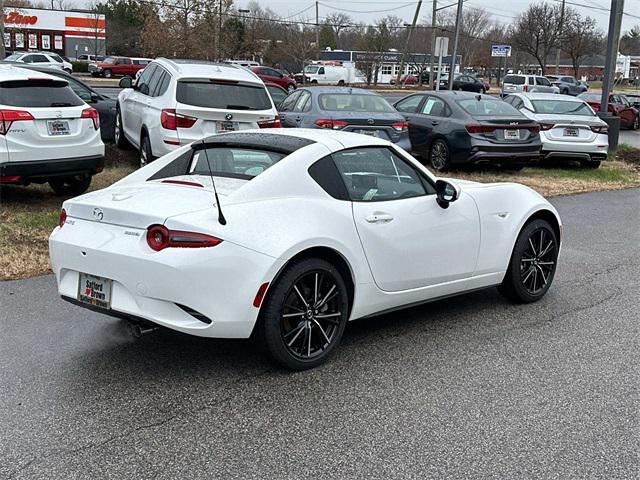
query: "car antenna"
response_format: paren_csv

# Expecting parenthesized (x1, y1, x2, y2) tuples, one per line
(200, 139, 227, 225)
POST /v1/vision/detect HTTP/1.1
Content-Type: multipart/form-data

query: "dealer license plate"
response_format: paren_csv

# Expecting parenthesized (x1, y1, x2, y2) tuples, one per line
(504, 129, 520, 140)
(77, 273, 112, 309)
(47, 120, 70, 136)
(356, 130, 379, 137)
(217, 121, 237, 132)
(563, 127, 579, 137)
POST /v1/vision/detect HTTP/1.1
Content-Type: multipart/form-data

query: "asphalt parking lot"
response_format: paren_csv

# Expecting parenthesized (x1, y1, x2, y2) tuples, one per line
(1, 188, 638, 479)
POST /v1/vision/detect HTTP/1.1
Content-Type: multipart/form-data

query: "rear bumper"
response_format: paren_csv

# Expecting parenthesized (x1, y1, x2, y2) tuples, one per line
(49, 218, 283, 339)
(0, 155, 105, 184)
(540, 136, 608, 161)
(458, 140, 541, 165)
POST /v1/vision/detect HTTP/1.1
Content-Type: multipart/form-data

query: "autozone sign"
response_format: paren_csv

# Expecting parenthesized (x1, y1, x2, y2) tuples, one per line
(3, 12, 38, 26)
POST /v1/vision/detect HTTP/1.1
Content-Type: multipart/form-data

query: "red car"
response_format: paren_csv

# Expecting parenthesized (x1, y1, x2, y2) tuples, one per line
(251, 66, 296, 93)
(90, 56, 152, 78)
(578, 92, 640, 130)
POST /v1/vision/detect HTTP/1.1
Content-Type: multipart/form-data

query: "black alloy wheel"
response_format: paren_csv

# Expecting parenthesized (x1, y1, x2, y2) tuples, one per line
(114, 108, 128, 149)
(260, 258, 349, 370)
(430, 139, 450, 171)
(499, 219, 558, 303)
(140, 134, 153, 168)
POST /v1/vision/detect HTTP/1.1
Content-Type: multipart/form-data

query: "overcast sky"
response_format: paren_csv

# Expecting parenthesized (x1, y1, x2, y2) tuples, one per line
(233, 0, 638, 34)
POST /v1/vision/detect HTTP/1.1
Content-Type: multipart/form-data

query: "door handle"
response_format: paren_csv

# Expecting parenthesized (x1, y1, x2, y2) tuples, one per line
(431, 120, 439, 126)
(295, 116, 302, 122)
(365, 213, 394, 223)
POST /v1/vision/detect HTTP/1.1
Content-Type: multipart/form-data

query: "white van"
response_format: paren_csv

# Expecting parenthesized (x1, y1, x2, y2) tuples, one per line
(295, 65, 365, 85)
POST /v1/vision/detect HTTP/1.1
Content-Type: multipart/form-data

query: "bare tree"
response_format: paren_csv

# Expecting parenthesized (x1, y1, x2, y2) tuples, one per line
(439, 7, 491, 69)
(324, 12, 352, 48)
(510, 2, 563, 73)
(562, 9, 602, 77)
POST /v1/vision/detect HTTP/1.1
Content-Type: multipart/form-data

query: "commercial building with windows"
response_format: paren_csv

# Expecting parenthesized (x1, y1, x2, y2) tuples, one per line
(2, 7, 106, 59)
(318, 50, 461, 84)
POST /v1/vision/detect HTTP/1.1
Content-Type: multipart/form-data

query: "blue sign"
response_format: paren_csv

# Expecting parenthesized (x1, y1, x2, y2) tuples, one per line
(491, 45, 512, 57)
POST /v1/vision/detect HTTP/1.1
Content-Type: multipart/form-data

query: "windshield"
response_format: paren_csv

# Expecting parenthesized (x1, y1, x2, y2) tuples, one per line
(50, 54, 64, 63)
(102, 57, 116, 64)
(319, 93, 395, 112)
(457, 98, 520, 116)
(304, 66, 320, 74)
(579, 93, 600, 102)
(531, 100, 594, 116)
(189, 147, 286, 180)
(176, 81, 272, 110)
(5, 54, 21, 61)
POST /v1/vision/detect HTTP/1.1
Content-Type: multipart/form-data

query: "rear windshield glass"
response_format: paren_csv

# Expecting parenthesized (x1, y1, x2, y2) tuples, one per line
(190, 147, 286, 180)
(0, 80, 83, 107)
(531, 100, 594, 116)
(457, 98, 519, 116)
(503, 75, 525, 85)
(177, 81, 272, 110)
(319, 93, 395, 112)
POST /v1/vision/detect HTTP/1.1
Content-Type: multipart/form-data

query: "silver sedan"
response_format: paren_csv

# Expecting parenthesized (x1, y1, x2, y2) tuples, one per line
(503, 93, 609, 168)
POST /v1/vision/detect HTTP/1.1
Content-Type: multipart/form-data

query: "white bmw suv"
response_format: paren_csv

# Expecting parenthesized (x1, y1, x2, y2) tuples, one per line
(115, 58, 281, 166)
(0, 65, 104, 195)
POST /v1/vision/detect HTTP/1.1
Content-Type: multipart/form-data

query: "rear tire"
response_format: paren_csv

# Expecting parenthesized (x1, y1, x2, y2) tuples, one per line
(259, 258, 349, 370)
(49, 175, 92, 196)
(429, 139, 451, 171)
(140, 133, 153, 168)
(103, 69, 112, 78)
(580, 160, 601, 169)
(633, 115, 639, 130)
(114, 108, 128, 149)
(499, 219, 558, 303)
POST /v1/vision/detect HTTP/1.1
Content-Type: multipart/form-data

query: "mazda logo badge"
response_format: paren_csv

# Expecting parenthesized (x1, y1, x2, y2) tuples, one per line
(367, 118, 374, 125)
(92, 208, 104, 221)
(225, 113, 233, 121)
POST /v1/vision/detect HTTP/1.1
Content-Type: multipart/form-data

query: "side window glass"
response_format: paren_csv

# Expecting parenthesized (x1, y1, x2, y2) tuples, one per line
(293, 91, 310, 112)
(331, 147, 429, 202)
(22, 55, 34, 63)
(156, 72, 171, 97)
(279, 91, 300, 111)
(308, 155, 349, 200)
(527, 77, 535, 85)
(148, 69, 164, 97)
(395, 95, 423, 113)
(421, 96, 446, 116)
(136, 64, 157, 95)
(318, 67, 325, 75)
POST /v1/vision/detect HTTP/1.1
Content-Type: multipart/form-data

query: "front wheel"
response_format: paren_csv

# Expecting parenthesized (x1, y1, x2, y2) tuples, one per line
(259, 258, 349, 370)
(103, 69, 112, 78)
(114, 108, 128, 149)
(49, 175, 92, 196)
(633, 115, 639, 130)
(499, 219, 559, 303)
(429, 139, 451, 171)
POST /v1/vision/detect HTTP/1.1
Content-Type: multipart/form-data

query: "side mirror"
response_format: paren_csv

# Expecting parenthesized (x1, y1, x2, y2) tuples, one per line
(90, 92, 101, 103)
(119, 76, 133, 89)
(435, 179, 459, 209)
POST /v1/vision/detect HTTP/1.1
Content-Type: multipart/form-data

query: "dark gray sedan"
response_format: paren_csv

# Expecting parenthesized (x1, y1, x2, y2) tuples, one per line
(278, 87, 410, 150)
(395, 91, 542, 171)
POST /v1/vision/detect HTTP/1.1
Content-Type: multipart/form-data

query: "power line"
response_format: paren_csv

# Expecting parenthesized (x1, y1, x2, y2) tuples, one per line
(550, 0, 640, 20)
(317, 2, 417, 14)
(282, 3, 316, 20)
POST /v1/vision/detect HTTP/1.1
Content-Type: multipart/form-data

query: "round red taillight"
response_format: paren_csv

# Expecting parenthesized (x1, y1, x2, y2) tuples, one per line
(146, 225, 169, 251)
(59, 208, 67, 228)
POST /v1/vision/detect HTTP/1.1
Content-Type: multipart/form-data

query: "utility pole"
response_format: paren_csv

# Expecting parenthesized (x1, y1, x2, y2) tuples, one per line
(395, 0, 422, 88)
(428, 0, 437, 89)
(315, 1, 319, 48)
(447, 0, 463, 90)
(217, 0, 223, 61)
(554, 0, 565, 74)
(599, 0, 625, 148)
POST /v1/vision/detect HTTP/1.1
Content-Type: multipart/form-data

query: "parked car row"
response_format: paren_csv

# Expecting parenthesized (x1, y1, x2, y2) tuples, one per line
(501, 74, 589, 96)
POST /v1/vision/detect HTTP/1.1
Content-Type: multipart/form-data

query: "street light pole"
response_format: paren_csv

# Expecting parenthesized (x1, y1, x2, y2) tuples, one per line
(447, 0, 463, 90)
(429, 0, 437, 89)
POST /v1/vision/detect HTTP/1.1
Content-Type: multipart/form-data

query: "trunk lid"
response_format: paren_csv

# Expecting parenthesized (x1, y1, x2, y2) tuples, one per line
(468, 116, 538, 143)
(65, 177, 247, 228)
(335, 112, 404, 141)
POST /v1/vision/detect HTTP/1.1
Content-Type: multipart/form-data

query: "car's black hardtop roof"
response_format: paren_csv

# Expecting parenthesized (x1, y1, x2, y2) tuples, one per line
(195, 132, 315, 154)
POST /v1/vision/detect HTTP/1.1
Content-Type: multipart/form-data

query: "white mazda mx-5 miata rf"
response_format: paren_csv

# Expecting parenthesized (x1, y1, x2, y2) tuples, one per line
(50, 129, 561, 370)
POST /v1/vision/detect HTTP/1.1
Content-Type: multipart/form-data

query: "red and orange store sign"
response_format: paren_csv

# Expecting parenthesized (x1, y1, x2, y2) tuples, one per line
(3, 12, 38, 25)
